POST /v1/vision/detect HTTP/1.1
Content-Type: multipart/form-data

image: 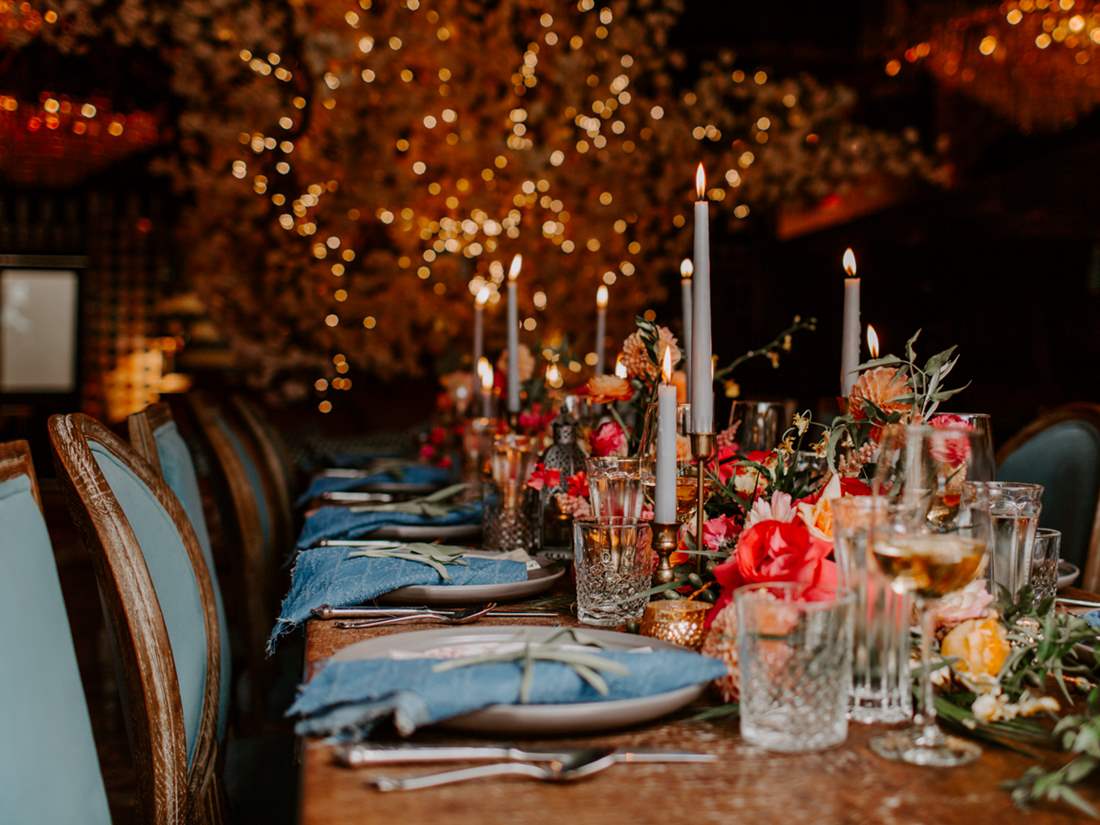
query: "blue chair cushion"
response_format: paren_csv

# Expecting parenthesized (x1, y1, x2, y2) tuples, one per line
(998, 420, 1100, 568)
(154, 421, 232, 739)
(91, 443, 208, 766)
(0, 475, 111, 825)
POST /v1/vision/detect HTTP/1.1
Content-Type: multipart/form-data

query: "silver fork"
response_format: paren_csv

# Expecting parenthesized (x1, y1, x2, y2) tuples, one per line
(369, 748, 617, 791)
(334, 602, 498, 629)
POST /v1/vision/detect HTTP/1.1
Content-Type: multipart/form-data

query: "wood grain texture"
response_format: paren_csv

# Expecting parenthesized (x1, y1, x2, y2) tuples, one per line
(48, 413, 224, 825)
(186, 392, 275, 727)
(996, 402, 1100, 591)
(126, 402, 174, 477)
(298, 598, 1099, 825)
(0, 439, 42, 505)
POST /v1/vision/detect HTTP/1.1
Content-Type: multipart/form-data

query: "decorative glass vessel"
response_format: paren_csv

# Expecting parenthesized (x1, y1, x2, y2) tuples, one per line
(537, 416, 587, 553)
(483, 433, 539, 552)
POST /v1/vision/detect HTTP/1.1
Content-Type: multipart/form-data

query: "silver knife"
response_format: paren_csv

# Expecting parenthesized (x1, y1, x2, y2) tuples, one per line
(335, 744, 716, 768)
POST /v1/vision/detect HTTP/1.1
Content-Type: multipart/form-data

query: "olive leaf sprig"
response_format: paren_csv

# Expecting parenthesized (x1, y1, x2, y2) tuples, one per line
(713, 315, 818, 383)
(347, 543, 468, 579)
(431, 628, 631, 702)
(349, 482, 470, 516)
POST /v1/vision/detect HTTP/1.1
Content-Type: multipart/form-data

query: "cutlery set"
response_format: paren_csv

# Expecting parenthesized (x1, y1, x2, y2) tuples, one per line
(311, 603, 558, 628)
(332, 744, 716, 791)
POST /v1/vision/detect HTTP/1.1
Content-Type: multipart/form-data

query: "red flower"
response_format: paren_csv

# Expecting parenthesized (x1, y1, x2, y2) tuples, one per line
(566, 471, 589, 499)
(428, 426, 448, 446)
(797, 476, 872, 507)
(437, 455, 453, 470)
(419, 443, 436, 461)
(709, 519, 838, 623)
(929, 414, 972, 467)
(526, 463, 562, 492)
(591, 421, 627, 457)
(518, 403, 555, 434)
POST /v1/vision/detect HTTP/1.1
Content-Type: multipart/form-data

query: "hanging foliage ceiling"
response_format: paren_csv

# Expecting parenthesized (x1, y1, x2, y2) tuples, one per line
(1, 0, 940, 403)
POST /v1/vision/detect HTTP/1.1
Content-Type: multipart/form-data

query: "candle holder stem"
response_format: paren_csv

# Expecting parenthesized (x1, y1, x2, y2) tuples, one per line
(651, 522, 680, 586)
(690, 432, 715, 575)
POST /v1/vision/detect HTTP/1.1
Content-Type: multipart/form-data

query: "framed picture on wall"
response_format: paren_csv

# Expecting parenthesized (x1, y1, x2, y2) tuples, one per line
(0, 255, 84, 396)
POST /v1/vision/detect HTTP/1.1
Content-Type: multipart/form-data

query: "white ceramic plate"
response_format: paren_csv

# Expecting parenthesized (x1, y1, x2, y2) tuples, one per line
(359, 481, 442, 495)
(371, 523, 482, 541)
(1058, 561, 1080, 590)
(330, 626, 705, 735)
(378, 561, 565, 606)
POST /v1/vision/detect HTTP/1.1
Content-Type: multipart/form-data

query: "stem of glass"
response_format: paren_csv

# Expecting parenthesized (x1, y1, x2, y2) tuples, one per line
(914, 595, 945, 747)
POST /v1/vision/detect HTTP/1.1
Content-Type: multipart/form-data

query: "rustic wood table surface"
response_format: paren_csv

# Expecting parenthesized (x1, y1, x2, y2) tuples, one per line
(296, 589, 1100, 825)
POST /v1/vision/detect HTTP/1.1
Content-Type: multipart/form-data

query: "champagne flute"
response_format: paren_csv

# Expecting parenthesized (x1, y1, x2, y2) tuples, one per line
(869, 423, 991, 767)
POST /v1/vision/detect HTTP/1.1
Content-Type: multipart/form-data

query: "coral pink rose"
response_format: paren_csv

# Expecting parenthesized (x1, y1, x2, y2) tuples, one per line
(526, 463, 562, 492)
(709, 519, 837, 623)
(566, 471, 589, 499)
(591, 421, 627, 457)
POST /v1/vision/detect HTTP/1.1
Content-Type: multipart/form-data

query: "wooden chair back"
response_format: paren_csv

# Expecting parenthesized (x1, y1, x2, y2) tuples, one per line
(185, 392, 275, 722)
(230, 395, 294, 555)
(129, 402, 233, 739)
(997, 402, 1100, 591)
(48, 414, 224, 825)
(0, 440, 113, 825)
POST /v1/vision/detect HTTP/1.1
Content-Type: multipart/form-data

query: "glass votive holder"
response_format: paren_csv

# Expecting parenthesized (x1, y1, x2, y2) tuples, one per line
(462, 417, 497, 484)
(585, 456, 647, 521)
(736, 582, 853, 753)
(490, 433, 536, 510)
(1030, 528, 1061, 602)
(832, 496, 912, 725)
(640, 599, 709, 649)
(963, 481, 1044, 600)
(573, 518, 652, 626)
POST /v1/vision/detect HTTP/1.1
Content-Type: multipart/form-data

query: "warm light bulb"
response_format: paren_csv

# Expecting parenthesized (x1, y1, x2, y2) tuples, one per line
(695, 163, 706, 200)
(478, 356, 493, 390)
(614, 355, 628, 379)
(508, 253, 522, 281)
(661, 346, 672, 384)
(867, 324, 880, 359)
(596, 284, 608, 309)
(680, 258, 693, 280)
(843, 248, 857, 278)
(545, 363, 562, 388)
(476, 286, 490, 306)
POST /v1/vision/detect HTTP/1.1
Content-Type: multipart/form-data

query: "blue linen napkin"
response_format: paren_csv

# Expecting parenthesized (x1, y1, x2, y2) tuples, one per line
(289, 646, 727, 738)
(296, 499, 483, 550)
(1083, 610, 1100, 629)
(295, 464, 453, 507)
(268, 543, 525, 652)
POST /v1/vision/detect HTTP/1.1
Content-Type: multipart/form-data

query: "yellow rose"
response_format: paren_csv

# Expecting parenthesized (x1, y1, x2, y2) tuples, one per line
(941, 618, 1010, 679)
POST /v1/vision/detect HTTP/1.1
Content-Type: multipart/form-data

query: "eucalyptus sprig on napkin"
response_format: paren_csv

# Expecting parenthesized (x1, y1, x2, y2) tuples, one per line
(431, 628, 631, 703)
(347, 543, 469, 580)
(349, 482, 470, 517)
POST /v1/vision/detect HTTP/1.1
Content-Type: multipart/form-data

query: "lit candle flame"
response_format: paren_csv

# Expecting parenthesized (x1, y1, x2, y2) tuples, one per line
(680, 258, 693, 280)
(661, 346, 673, 384)
(866, 324, 879, 359)
(475, 286, 490, 306)
(842, 247, 857, 278)
(508, 253, 522, 281)
(477, 356, 493, 390)
(596, 284, 608, 309)
(695, 163, 707, 200)
(545, 362, 562, 388)
(614, 354, 628, 379)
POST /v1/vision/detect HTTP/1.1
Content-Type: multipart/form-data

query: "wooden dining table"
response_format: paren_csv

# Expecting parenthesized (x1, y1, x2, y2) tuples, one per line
(296, 589, 1100, 825)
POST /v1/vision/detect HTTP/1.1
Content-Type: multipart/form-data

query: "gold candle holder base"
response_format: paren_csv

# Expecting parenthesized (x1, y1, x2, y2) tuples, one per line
(651, 522, 679, 586)
(689, 432, 715, 574)
(640, 599, 710, 649)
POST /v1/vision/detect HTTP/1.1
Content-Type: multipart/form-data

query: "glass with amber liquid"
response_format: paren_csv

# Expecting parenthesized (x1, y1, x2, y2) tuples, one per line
(869, 423, 992, 768)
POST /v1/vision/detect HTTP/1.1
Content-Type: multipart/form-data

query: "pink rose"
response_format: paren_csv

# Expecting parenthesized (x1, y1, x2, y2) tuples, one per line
(591, 421, 627, 457)
(929, 414, 972, 467)
(930, 580, 994, 630)
(526, 463, 562, 492)
(702, 514, 741, 551)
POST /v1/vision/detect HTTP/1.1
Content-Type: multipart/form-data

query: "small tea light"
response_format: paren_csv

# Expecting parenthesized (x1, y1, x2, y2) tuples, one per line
(640, 599, 710, 649)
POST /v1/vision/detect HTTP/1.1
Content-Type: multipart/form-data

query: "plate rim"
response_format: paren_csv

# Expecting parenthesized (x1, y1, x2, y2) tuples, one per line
(377, 561, 565, 606)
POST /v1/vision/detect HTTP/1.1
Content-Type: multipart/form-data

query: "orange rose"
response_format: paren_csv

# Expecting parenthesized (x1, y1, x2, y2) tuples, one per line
(585, 374, 633, 403)
(848, 366, 910, 420)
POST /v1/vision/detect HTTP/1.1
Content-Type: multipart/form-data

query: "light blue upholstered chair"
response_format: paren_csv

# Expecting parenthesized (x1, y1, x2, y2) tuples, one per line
(0, 441, 112, 825)
(997, 404, 1100, 588)
(49, 414, 223, 825)
(130, 403, 232, 740)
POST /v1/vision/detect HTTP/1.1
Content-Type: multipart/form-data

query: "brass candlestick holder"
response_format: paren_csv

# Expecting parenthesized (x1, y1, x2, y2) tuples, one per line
(690, 431, 715, 574)
(651, 522, 680, 586)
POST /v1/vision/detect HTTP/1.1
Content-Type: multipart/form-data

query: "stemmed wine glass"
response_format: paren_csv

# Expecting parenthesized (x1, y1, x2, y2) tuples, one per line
(869, 422, 993, 767)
